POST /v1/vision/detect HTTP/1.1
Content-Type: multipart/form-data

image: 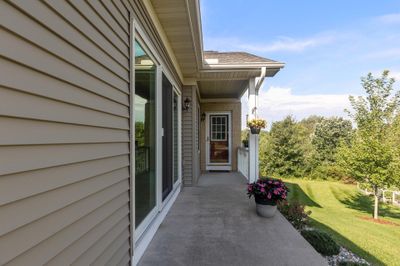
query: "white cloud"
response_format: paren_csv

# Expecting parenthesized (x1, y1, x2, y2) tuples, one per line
(390, 71, 400, 81)
(366, 48, 400, 60)
(242, 87, 352, 129)
(370, 70, 400, 81)
(377, 13, 400, 24)
(205, 34, 334, 53)
(237, 35, 334, 53)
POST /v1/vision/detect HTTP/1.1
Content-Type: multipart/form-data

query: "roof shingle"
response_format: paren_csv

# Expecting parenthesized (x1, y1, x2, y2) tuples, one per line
(204, 51, 276, 64)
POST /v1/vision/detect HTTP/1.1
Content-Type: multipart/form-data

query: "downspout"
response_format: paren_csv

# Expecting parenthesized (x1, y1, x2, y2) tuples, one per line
(255, 66, 267, 92)
(252, 67, 266, 118)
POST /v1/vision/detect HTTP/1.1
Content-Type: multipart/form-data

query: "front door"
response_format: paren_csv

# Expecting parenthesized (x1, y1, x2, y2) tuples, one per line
(206, 113, 231, 171)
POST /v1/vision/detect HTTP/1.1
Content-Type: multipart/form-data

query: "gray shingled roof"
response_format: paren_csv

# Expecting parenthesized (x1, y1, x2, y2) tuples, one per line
(204, 51, 277, 64)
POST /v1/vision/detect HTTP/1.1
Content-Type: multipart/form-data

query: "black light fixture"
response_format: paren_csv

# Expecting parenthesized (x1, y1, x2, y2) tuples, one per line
(201, 112, 206, 121)
(183, 97, 191, 111)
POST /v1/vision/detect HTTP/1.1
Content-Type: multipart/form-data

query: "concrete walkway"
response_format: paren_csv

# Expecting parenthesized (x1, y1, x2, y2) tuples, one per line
(139, 172, 328, 266)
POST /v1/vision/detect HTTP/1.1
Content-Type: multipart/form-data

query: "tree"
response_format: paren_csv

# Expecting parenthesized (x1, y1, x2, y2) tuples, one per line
(298, 116, 325, 174)
(388, 115, 400, 188)
(265, 116, 305, 177)
(312, 117, 353, 163)
(259, 130, 272, 176)
(299, 115, 324, 137)
(337, 71, 400, 219)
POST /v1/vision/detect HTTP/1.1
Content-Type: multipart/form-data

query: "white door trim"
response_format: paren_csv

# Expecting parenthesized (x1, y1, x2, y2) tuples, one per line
(205, 112, 232, 171)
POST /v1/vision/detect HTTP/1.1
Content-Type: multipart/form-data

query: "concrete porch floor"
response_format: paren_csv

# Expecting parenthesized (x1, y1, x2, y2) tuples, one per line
(139, 172, 328, 266)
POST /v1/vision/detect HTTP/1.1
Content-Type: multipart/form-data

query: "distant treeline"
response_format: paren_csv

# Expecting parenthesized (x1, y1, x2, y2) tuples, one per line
(244, 71, 400, 189)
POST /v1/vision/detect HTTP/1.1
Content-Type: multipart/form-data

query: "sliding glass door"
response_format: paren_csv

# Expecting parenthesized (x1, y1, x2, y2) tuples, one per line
(162, 74, 180, 200)
(162, 74, 173, 200)
(133, 30, 182, 247)
(173, 91, 179, 183)
(134, 40, 156, 228)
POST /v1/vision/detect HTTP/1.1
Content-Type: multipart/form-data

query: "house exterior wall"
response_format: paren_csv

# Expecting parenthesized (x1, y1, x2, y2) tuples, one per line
(200, 102, 242, 172)
(193, 89, 202, 184)
(182, 85, 201, 186)
(0, 1, 132, 265)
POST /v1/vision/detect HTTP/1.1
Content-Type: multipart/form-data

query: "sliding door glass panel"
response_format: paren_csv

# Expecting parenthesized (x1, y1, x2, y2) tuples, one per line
(173, 91, 179, 183)
(135, 41, 156, 228)
(162, 74, 173, 200)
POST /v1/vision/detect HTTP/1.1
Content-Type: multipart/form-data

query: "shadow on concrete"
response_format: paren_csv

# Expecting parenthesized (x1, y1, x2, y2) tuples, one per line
(310, 218, 384, 266)
(285, 182, 322, 208)
(139, 173, 328, 266)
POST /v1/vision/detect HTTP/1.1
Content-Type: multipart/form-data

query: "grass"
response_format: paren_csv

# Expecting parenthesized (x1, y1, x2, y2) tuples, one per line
(283, 178, 400, 266)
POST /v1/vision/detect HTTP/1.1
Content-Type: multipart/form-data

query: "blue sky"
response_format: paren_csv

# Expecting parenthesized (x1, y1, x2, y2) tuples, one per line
(200, 0, 400, 127)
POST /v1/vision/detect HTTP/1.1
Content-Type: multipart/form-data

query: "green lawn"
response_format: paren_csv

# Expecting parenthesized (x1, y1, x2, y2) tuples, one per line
(283, 179, 400, 266)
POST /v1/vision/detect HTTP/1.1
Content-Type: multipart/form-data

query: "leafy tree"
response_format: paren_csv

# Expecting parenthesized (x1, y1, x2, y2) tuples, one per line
(265, 116, 305, 177)
(298, 116, 325, 174)
(337, 71, 400, 219)
(259, 130, 272, 176)
(299, 115, 324, 137)
(388, 115, 400, 188)
(312, 117, 353, 163)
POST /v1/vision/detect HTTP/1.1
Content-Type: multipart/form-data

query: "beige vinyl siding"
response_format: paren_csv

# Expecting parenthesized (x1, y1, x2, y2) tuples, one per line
(0, 1, 131, 265)
(182, 85, 201, 186)
(182, 86, 194, 186)
(192, 90, 201, 184)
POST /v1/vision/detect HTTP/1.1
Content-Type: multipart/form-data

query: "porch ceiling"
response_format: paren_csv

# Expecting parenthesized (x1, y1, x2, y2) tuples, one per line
(149, 1, 285, 97)
(150, 0, 203, 78)
(197, 67, 282, 99)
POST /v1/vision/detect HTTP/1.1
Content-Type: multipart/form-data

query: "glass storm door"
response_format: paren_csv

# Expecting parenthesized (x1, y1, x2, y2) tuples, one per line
(207, 114, 231, 170)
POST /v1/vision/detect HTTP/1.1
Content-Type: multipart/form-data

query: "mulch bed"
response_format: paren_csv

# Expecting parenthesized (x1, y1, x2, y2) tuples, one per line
(358, 216, 400, 226)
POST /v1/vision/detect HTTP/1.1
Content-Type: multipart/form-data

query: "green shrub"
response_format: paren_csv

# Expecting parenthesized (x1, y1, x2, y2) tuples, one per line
(278, 201, 311, 230)
(309, 163, 349, 181)
(301, 230, 340, 256)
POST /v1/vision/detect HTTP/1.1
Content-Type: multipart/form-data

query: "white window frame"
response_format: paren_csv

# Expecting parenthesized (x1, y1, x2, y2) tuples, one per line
(210, 115, 228, 141)
(130, 16, 183, 265)
(132, 30, 161, 244)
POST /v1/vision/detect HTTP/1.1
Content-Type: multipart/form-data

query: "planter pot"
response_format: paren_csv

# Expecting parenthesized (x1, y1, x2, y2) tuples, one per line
(250, 127, 261, 134)
(255, 197, 277, 218)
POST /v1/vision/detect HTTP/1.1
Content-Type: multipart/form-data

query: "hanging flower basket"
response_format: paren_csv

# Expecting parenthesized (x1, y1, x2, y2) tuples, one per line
(247, 118, 266, 134)
(250, 127, 261, 134)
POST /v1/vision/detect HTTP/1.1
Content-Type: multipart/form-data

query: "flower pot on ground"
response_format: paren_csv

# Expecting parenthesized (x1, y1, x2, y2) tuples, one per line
(247, 118, 266, 135)
(247, 178, 289, 218)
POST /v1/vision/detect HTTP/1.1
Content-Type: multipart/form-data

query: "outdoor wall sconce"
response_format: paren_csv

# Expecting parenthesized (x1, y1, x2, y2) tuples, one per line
(183, 97, 191, 111)
(201, 112, 206, 121)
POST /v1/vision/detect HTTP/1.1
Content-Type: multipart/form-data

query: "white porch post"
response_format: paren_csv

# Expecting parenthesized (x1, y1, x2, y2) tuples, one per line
(248, 77, 259, 183)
